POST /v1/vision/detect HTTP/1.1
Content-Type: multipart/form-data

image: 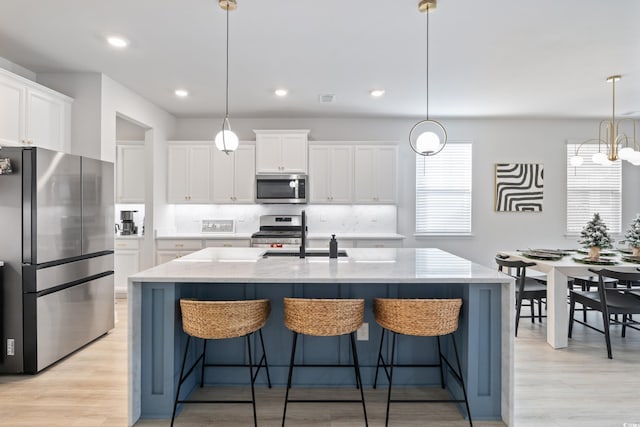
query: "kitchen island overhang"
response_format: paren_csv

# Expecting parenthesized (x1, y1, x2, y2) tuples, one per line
(128, 248, 514, 426)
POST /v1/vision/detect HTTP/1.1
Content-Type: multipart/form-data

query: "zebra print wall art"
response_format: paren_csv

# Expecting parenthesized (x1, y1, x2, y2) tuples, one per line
(495, 163, 544, 212)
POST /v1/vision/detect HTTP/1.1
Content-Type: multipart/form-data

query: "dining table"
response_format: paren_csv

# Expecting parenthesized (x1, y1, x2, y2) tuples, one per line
(498, 249, 640, 349)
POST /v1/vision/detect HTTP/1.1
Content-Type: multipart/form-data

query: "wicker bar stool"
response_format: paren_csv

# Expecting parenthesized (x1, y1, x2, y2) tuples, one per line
(171, 299, 272, 427)
(373, 298, 472, 427)
(282, 298, 368, 427)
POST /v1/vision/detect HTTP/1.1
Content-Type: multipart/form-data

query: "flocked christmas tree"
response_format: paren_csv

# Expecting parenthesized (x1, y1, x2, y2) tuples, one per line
(624, 214, 640, 251)
(578, 213, 612, 248)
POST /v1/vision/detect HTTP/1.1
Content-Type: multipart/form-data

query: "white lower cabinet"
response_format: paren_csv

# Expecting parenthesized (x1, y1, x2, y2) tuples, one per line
(155, 239, 203, 264)
(307, 238, 355, 249)
(114, 239, 141, 297)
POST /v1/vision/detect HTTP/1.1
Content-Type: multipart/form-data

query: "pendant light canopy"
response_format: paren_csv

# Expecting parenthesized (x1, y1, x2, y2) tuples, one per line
(569, 75, 639, 167)
(214, 0, 239, 154)
(409, 0, 447, 157)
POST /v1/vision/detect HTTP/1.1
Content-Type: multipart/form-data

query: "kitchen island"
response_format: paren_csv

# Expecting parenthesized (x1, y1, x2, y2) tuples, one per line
(128, 248, 514, 426)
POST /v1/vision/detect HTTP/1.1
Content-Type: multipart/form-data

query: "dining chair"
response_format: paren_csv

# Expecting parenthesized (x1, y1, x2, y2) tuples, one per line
(495, 255, 547, 336)
(568, 268, 640, 359)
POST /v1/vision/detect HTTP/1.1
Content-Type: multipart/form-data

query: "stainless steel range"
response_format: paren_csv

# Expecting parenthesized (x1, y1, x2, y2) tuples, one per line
(251, 215, 302, 248)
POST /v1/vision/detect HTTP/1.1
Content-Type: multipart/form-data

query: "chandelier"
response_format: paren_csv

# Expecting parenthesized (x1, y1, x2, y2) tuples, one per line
(409, 0, 448, 157)
(570, 75, 640, 167)
(214, 0, 239, 154)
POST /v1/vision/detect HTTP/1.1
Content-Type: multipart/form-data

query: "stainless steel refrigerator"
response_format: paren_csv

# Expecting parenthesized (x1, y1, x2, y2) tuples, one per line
(0, 147, 114, 374)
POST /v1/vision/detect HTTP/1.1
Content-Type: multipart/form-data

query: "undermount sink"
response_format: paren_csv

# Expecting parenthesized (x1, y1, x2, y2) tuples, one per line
(263, 250, 348, 258)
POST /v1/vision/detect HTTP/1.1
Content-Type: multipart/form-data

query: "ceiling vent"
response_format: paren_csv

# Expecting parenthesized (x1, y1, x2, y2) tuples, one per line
(318, 94, 336, 104)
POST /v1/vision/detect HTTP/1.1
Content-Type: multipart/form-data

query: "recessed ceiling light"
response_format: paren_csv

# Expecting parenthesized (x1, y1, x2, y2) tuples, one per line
(107, 36, 129, 48)
(175, 89, 189, 98)
(275, 89, 288, 97)
(370, 89, 385, 97)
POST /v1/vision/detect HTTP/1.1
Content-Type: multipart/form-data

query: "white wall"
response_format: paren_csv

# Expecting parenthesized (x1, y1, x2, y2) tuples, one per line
(173, 117, 640, 267)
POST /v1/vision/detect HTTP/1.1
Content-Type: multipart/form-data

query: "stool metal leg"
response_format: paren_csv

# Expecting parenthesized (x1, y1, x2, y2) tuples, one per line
(171, 335, 191, 427)
(436, 336, 445, 389)
(200, 339, 207, 388)
(246, 335, 258, 427)
(385, 331, 397, 427)
(282, 332, 298, 427)
(258, 329, 272, 388)
(373, 328, 386, 389)
(350, 332, 368, 426)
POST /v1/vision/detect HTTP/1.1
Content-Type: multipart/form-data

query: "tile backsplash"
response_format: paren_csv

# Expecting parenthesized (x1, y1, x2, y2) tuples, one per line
(166, 204, 397, 235)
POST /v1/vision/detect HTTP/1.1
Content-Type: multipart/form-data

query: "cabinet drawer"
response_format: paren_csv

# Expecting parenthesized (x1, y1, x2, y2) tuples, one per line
(204, 239, 251, 248)
(156, 240, 203, 250)
(115, 239, 140, 250)
(356, 239, 403, 248)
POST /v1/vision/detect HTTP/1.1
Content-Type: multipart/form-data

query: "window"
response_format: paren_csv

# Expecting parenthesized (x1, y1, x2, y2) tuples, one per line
(415, 142, 472, 235)
(566, 143, 621, 233)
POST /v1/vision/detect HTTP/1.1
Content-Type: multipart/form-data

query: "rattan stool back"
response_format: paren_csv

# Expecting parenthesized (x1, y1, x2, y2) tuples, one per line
(180, 299, 271, 340)
(373, 298, 462, 337)
(284, 298, 364, 336)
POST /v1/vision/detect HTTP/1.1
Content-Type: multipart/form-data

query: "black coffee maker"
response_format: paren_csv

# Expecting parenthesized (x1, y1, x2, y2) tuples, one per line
(120, 210, 138, 235)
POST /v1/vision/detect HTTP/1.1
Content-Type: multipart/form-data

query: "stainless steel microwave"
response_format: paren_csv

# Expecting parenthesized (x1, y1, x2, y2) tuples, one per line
(255, 174, 307, 204)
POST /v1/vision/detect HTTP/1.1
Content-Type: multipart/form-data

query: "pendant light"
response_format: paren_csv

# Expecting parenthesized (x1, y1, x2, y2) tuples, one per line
(214, 0, 239, 154)
(569, 75, 639, 167)
(409, 0, 447, 157)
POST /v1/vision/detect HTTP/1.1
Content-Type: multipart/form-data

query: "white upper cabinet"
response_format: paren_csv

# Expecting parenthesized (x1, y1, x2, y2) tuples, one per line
(0, 68, 71, 152)
(354, 145, 397, 203)
(212, 144, 255, 203)
(167, 143, 211, 203)
(254, 130, 309, 174)
(116, 143, 145, 203)
(308, 145, 353, 203)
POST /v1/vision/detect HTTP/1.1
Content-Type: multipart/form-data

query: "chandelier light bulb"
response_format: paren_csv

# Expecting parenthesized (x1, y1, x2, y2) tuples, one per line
(591, 152, 607, 165)
(415, 131, 441, 155)
(214, 129, 239, 152)
(569, 156, 584, 167)
(619, 146, 634, 160)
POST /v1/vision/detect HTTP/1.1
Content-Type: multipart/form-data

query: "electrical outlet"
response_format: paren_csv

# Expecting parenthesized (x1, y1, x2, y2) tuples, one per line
(320, 216, 327, 222)
(7, 339, 15, 356)
(356, 323, 369, 341)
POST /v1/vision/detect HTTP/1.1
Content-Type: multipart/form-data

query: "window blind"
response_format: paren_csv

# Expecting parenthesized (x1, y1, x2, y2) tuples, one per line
(566, 143, 621, 233)
(416, 142, 472, 234)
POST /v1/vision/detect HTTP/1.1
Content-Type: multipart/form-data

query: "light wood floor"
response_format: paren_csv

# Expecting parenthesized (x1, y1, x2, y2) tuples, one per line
(0, 300, 639, 426)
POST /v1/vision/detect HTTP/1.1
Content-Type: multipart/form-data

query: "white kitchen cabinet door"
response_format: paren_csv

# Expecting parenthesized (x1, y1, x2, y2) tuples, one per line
(203, 239, 251, 248)
(255, 134, 282, 173)
(354, 145, 397, 203)
(156, 251, 181, 265)
(114, 249, 139, 296)
(25, 88, 65, 151)
(116, 144, 145, 203)
(0, 73, 25, 146)
(309, 145, 353, 203)
(255, 130, 308, 174)
(233, 145, 255, 202)
(0, 69, 71, 152)
(167, 144, 211, 203)
(212, 144, 255, 203)
(280, 133, 308, 173)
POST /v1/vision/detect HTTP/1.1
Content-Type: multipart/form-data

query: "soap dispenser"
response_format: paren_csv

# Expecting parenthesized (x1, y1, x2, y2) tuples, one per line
(329, 234, 338, 258)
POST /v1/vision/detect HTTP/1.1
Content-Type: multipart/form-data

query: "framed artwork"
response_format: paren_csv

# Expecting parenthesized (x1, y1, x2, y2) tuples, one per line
(495, 163, 543, 212)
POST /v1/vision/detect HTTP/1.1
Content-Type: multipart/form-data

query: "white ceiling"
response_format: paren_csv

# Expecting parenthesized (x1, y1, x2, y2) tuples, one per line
(0, 0, 639, 119)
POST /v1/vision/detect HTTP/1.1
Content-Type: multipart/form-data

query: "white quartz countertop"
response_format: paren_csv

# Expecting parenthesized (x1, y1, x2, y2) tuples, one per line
(129, 247, 511, 284)
(307, 233, 405, 240)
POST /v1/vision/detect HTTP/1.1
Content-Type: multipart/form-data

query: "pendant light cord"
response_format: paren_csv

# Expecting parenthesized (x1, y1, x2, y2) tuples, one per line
(425, 5, 430, 120)
(225, 6, 230, 119)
